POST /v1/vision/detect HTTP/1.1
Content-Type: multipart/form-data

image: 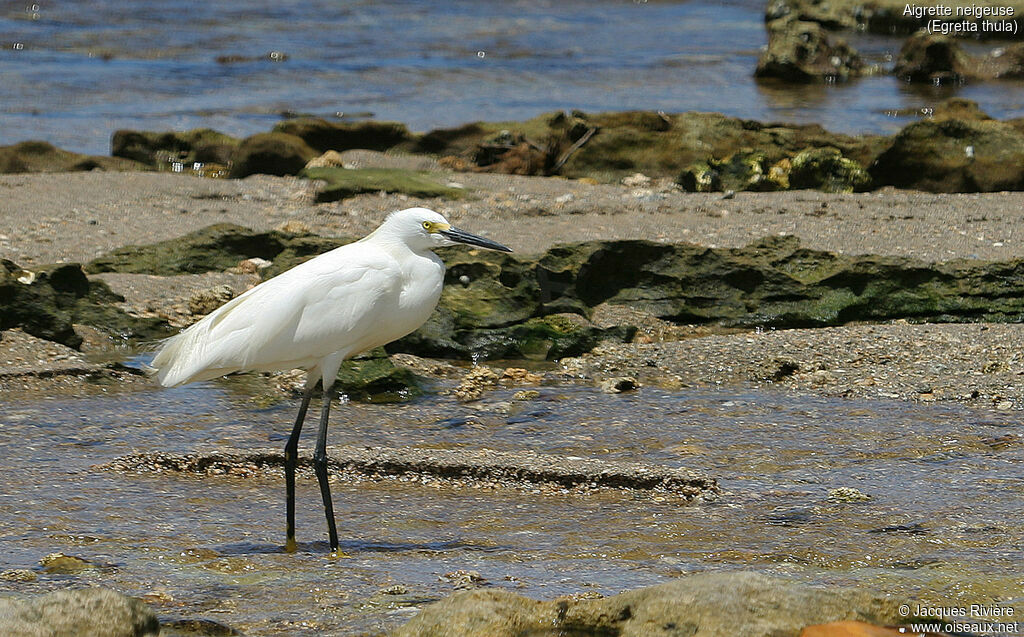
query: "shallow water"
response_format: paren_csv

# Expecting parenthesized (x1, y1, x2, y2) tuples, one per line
(1, 377, 1022, 635)
(2, 0, 1023, 155)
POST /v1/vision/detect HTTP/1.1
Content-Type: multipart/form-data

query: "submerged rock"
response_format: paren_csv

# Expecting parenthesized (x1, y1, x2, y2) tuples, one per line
(755, 19, 865, 82)
(765, 0, 1024, 39)
(0, 588, 158, 637)
(828, 487, 872, 502)
(894, 34, 1024, 83)
(600, 376, 639, 393)
(334, 348, 424, 403)
(159, 618, 241, 636)
(39, 552, 95, 574)
(0, 141, 142, 174)
(452, 366, 501, 402)
(100, 447, 718, 497)
(393, 571, 905, 637)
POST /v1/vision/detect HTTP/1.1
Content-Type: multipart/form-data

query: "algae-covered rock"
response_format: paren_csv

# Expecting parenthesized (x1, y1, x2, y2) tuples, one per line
(85, 223, 343, 276)
(433, 235, 1024, 335)
(568, 111, 884, 183)
(78, 226, 1024, 361)
(413, 122, 491, 154)
(862, 0, 1022, 38)
(413, 110, 884, 183)
(274, 118, 412, 153)
(393, 571, 905, 637)
(0, 141, 144, 174)
(389, 249, 638, 360)
(789, 147, 871, 192)
(764, 0, 1024, 39)
(894, 34, 1024, 82)
(893, 33, 976, 83)
(0, 588, 159, 637)
(930, 97, 994, 122)
(301, 166, 465, 202)
(508, 314, 635, 360)
(680, 147, 866, 193)
(755, 19, 865, 82)
(39, 552, 96, 574)
(764, 0, 859, 29)
(1, 260, 165, 349)
(678, 160, 723, 192)
(445, 315, 636, 361)
(870, 115, 1024, 192)
(679, 150, 787, 192)
(335, 348, 423, 403)
(228, 132, 318, 178)
(1, 260, 79, 347)
(437, 248, 541, 329)
(111, 128, 240, 168)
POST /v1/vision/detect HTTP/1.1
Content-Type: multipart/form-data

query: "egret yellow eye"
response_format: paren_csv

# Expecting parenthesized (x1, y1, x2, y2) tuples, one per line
(422, 221, 432, 230)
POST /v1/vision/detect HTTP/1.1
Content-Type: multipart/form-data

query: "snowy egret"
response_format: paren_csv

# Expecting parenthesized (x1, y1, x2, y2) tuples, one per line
(149, 208, 511, 551)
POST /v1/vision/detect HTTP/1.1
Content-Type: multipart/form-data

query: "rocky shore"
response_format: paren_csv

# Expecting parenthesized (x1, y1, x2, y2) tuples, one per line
(3, 98, 1024, 635)
(4, 152, 1024, 407)
(98, 447, 719, 499)
(4, 94, 1024, 197)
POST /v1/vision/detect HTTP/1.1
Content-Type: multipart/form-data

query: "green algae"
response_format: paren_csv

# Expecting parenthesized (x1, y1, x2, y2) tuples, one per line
(301, 167, 465, 202)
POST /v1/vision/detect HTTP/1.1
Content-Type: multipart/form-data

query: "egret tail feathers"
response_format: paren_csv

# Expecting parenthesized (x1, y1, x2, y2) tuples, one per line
(149, 315, 239, 387)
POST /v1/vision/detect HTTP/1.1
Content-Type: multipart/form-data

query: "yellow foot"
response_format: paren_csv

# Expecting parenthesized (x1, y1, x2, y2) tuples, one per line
(285, 537, 298, 553)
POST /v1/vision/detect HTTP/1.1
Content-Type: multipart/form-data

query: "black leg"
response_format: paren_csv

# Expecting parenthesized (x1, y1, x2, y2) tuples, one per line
(314, 381, 340, 552)
(284, 380, 317, 552)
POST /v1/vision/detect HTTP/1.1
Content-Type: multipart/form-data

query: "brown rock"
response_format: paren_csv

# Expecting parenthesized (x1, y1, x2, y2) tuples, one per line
(755, 19, 864, 82)
(870, 108, 1024, 192)
(0, 141, 142, 174)
(0, 588, 158, 637)
(895, 34, 1024, 83)
(228, 132, 318, 178)
(394, 571, 903, 637)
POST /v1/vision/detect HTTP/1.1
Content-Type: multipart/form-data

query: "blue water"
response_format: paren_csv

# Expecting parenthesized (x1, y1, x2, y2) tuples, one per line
(2, 0, 1023, 156)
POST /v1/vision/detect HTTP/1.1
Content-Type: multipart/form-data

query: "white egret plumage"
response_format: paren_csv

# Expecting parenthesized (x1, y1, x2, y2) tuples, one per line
(149, 207, 511, 551)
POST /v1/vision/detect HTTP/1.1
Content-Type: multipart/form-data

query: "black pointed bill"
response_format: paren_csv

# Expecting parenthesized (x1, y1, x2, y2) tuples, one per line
(440, 226, 512, 252)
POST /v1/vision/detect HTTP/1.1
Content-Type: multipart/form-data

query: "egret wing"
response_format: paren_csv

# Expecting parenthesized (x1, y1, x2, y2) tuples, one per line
(151, 245, 399, 386)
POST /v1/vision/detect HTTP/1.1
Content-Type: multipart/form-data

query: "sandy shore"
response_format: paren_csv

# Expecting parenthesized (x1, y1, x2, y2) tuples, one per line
(564, 322, 1024, 410)
(3, 157, 1024, 410)
(4, 154, 1024, 267)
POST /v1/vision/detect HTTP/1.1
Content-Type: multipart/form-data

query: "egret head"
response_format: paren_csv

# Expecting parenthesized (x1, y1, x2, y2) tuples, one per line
(381, 207, 512, 253)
